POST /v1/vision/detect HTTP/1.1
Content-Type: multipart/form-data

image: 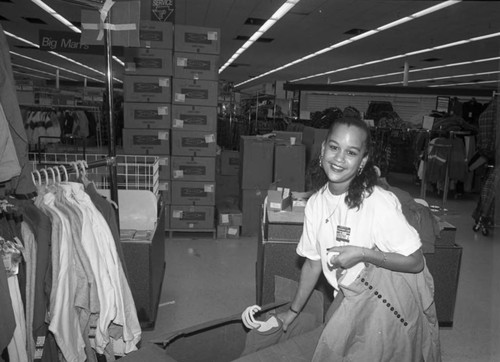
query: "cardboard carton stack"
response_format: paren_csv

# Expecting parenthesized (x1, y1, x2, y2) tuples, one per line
(216, 150, 242, 238)
(121, 20, 175, 227)
(169, 25, 220, 233)
(239, 134, 307, 237)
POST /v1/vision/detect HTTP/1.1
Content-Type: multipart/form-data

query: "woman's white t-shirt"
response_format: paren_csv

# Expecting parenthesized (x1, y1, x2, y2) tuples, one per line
(297, 184, 422, 291)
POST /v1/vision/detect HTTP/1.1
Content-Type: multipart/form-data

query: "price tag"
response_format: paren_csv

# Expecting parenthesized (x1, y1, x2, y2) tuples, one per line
(175, 93, 186, 102)
(158, 106, 168, 115)
(173, 119, 184, 128)
(159, 78, 170, 87)
(204, 184, 214, 192)
(221, 214, 229, 224)
(205, 134, 215, 143)
(207, 31, 218, 40)
(158, 131, 169, 140)
(173, 170, 184, 178)
(177, 57, 188, 66)
(173, 210, 183, 218)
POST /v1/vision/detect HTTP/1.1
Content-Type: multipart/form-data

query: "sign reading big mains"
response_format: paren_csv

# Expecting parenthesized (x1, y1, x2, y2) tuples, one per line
(38, 30, 123, 56)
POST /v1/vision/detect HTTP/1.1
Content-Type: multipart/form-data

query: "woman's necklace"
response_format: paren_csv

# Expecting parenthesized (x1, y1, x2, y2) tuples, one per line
(325, 193, 343, 224)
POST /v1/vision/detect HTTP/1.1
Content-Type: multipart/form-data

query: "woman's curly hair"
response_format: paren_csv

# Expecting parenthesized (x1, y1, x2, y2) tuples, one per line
(310, 117, 379, 210)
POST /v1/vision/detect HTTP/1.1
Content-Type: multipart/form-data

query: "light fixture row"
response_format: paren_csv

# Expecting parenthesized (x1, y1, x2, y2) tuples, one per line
(233, 0, 461, 87)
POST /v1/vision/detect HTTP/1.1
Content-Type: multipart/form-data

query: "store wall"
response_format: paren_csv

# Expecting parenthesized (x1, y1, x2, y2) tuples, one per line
(301, 92, 490, 125)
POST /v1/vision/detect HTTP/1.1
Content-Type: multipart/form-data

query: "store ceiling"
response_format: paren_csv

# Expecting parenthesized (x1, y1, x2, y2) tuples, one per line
(1, 0, 500, 93)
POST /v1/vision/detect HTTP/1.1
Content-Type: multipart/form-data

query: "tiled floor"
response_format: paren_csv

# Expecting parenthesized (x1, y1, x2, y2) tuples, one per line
(142, 172, 500, 362)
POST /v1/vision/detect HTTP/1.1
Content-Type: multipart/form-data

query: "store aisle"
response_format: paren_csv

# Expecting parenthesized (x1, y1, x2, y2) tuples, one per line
(142, 173, 500, 362)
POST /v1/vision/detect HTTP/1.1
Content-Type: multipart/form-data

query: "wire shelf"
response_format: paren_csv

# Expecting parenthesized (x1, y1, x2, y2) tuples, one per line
(29, 152, 160, 196)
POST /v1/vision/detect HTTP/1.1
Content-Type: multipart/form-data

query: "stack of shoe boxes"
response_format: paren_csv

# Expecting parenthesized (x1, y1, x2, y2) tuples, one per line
(122, 20, 174, 223)
(169, 25, 220, 233)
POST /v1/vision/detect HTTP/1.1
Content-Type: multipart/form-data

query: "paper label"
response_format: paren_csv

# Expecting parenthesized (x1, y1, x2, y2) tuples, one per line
(159, 77, 170, 87)
(228, 227, 238, 235)
(158, 106, 168, 115)
(205, 134, 215, 143)
(175, 93, 186, 102)
(158, 131, 169, 140)
(207, 31, 218, 40)
(221, 214, 229, 223)
(270, 202, 281, 209)
(173, 170, 184, 178)
(204, 184, 214, 192)
(173, 119, 184, 128)
(177, 57, 188, 66)
(159, 182, 169, 191)
(173, 210, 183, 218)
(159, 157, 169, 166)
(189, 223, 194, 228)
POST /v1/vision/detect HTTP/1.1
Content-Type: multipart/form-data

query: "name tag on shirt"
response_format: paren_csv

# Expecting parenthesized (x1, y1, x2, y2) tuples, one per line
(336, 225, 351, 243)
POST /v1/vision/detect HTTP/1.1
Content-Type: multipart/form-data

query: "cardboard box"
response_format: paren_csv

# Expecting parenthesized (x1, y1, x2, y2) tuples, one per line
(124, 75, 171, 103)
(159, 181, 170, 204)
(241, 188, 267, 237)
(171, 181, 215, 205)
(273, 143, 306, 191)
(217, 206, 242, 226)
(139, 20, 173, 49)
(171, 105, 217, 132)
(173, 52, 219, 80)
(302, 126, 328, 166)
(267, 186, 292, 211)
(220, 150, 239, 176)
(171, 156, 216, 181)
(216, 225, 240, 239)
(80, 2, 140, 47)
(215, 174, 239, 206)
(172, 79, 218, 107)
(158, 156, 170, 180)
(122, 128, 170, 155)
(273, 131, 303, 145)
(169, 205, 215, 229)
(171, 130, 217, 157)
(174, 24, 220, 54)
(124, 48, 173, 76)
(164, 204, 170, 230)
(124, 102, 171, 129)
(240, 136, 274, 189)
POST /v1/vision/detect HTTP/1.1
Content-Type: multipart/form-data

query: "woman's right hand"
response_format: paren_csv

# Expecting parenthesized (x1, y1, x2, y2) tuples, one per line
(277, 309, 298, 332)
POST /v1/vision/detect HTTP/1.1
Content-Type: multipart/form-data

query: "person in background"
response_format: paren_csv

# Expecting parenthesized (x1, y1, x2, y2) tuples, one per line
(279, 117, 441, 361)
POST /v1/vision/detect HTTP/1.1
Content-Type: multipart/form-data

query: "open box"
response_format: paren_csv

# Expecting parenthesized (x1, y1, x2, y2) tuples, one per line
(98, 189, 166, 329)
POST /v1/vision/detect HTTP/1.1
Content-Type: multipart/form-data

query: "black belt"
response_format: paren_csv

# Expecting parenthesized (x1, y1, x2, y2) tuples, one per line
(11, 192, 38, 200)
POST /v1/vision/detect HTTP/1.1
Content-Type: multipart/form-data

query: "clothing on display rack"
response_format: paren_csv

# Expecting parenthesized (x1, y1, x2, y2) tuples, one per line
(0, 161, 139, 362)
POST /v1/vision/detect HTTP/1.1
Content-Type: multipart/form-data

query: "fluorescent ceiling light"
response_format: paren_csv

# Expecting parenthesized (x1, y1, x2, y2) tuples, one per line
(13, 70, 51, 80)
(219, 0, 301, 73)
(112, 56, 124, 67)
(289, 30, 500, 83)
(235, 0, 460, 87)
(31, 0, 81, 33)
(12, 63, 78, 81)
(378, 70, 500, 85)
(10, 51, 104, 83)
(331, 57, 500, 85)
(430, 80, 499, 87)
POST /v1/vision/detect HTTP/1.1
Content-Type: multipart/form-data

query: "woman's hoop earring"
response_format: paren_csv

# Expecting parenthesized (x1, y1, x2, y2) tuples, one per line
(319, 155, 323, 168)
(357, 166, 364, 175)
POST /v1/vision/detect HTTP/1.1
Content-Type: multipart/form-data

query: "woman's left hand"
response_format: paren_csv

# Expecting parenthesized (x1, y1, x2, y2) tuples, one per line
(326, 245, 365, 270)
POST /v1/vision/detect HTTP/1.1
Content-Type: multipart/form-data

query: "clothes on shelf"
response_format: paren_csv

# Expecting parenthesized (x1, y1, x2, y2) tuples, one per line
(0, 164, 139, 362)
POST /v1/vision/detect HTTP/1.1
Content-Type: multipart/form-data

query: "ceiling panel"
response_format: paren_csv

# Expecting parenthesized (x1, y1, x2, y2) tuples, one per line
(0, 0, 499, 92)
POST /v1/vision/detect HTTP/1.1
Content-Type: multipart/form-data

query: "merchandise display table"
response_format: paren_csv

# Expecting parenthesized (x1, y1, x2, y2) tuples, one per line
(256, 204, 462, 327)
